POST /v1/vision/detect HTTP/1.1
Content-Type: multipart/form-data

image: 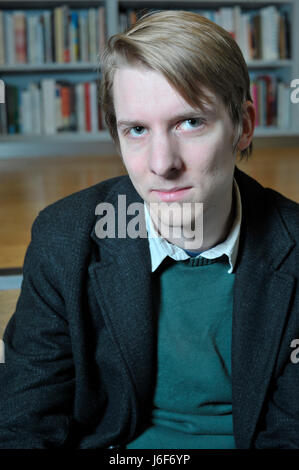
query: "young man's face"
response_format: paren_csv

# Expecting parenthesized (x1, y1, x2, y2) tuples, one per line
(113, 65, 237, 246)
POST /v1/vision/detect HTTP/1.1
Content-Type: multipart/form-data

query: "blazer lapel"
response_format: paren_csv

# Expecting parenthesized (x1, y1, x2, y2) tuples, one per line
(232, 169, 296, 448)
(88, 177, 156, 423)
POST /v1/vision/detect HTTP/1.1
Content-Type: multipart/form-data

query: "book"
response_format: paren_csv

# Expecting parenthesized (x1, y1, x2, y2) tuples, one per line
(54, 6, 64, 63)
(0, 11, 5, 65)
(41, 78, 56, 134)
(261, 6, 279, 61)
(13, 11, 26, 64)
(70, 11, 79, 62)
(29, 82, 42, 134)
(84, 82, 91, 132)
(75, 82, 85, 132)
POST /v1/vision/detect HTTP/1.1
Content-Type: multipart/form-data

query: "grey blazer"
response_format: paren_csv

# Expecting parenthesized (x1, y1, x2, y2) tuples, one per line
(0, 167, 298, 449)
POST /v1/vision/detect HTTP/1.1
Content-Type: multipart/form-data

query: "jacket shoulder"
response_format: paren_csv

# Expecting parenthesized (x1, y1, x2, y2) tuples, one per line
(32, 175, 131, 241)
(236, 167, 299, 239)
(264, 187, 299, 240)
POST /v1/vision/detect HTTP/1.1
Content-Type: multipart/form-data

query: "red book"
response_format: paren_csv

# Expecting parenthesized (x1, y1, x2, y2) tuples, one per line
(61, 85, 71, 130)
(84, 82, 91, 132)
(258, 75, 275, 126)
(14, 12, 27, 63)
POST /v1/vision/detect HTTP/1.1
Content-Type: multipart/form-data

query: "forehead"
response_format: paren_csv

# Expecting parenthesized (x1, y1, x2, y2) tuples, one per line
(112, 65, 220, 120)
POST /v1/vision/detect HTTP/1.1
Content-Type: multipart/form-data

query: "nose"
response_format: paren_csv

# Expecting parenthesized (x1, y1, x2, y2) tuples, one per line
(148, 132, 183, 177)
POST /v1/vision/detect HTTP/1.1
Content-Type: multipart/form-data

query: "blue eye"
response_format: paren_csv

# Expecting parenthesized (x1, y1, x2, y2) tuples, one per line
(180, 118, 203, 130)
(129, 126, 146, 137)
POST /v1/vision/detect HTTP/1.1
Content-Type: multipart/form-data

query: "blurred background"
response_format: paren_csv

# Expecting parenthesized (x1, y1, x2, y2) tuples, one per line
(0, 0, 298, 336)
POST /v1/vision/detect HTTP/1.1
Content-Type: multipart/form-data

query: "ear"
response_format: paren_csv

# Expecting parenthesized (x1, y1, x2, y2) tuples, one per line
(237, 101, 256, 152)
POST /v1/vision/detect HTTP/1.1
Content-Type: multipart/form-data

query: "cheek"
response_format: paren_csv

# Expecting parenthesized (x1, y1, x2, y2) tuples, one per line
(185, 141, 222, 174)
(121, 153, 147, 181)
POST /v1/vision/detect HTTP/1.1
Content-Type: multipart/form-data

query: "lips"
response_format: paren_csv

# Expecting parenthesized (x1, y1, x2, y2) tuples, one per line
(152, 186, 192, 202)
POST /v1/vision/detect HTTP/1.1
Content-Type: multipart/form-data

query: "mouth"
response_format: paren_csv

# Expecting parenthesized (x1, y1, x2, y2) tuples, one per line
(151, 186, 192, 202)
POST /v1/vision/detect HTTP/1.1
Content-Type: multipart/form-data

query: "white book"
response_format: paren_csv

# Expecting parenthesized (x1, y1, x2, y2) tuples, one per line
(29, 82, 42, 134)
(98, 6, 106, 56)
(36, 13, 44, 64)
(41, 78, 56, 134)
(75, 82, 85, 132)
(4, 12, 15, 65)
(0, 11, 5, 65)
(234, 7, 243, 54)
(20, 89, 32, 134)
(261, 6, 279, 61)
(90, 81, 99, 133)
(88, 8, 97, 63)
(240, 12, 250, 61)
(219, 7, 234, 36)
(277, 82, 290, 128)
(27, 15, 37, 64)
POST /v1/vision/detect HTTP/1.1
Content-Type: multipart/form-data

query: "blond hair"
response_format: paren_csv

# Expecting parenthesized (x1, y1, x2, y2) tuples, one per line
(99, 10, 253, 159)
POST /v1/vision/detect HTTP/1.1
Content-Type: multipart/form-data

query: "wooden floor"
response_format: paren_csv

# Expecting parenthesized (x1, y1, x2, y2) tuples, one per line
(0, 147, 298, 337)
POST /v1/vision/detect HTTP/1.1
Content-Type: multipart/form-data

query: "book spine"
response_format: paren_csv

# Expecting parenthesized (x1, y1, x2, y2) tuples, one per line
(70, 12, 79, 62)
(13, 11, 27, 64)
(20, 89, 32, 134)
(79, 11, 88, 61)
(63, 5, 70, 63)
(55, 83, 63, 131)
(5, 13, 15, 65)
(261, 6, 279, 60)
(75, 82, 85, 132)
(90, 81, 99, 133)
(88, 8, 97, 63)
(0, 100, 7, 134)
(41, 78, 56, 134)
(29, 82, 42, 135)
(98, 6, 106, 56)
(54, 6, 64, 63)
(36, 13, 44, 64)
(61, 84, 71, 129)
(43, 11, 53, 63)
(84, 82, 91, 131)
(0, 11, 5, 65)
(69, 84, 76, 131)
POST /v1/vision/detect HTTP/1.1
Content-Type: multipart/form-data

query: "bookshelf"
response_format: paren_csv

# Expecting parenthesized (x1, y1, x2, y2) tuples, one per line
(0, 0, 298, 158)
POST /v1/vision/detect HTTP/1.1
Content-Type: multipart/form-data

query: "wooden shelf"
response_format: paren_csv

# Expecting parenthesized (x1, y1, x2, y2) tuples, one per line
(0, 131, 112, 142)
(0, 63, 100, 73)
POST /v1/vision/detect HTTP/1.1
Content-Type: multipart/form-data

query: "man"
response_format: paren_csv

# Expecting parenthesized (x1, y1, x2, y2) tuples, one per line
(0, 10, 298, 449)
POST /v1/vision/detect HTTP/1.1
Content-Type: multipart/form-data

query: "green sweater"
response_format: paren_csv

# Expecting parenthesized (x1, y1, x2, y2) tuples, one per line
(127, 255, 236, 449)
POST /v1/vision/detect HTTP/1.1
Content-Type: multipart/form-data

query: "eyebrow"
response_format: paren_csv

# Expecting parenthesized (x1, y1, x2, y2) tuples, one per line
(116, 108, 216, 128)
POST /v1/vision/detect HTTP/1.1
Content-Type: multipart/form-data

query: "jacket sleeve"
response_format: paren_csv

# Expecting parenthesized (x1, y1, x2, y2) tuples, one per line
(0, 213, 75, 448)
(253, 292, 299, 449)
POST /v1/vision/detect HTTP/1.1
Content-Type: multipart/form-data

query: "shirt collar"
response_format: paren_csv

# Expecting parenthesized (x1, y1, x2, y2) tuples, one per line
(144, 179, 242, 274)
